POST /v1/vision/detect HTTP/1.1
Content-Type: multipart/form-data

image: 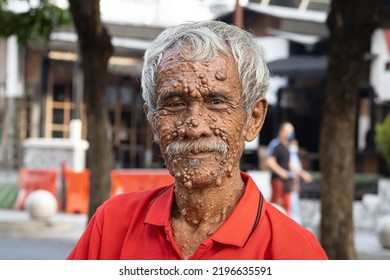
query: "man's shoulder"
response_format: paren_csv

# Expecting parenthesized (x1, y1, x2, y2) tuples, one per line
(100, 186, 171, 214)
(262, 202, 327, 259)
(273, 142, 286, 150)
(264, 203, 310, 236)
(272, 142, 289, 155)
(266, 138, 279, 156)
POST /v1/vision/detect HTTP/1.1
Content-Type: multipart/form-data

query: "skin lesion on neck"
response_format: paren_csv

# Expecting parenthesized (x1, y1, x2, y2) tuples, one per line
(169, 176, 245, 259)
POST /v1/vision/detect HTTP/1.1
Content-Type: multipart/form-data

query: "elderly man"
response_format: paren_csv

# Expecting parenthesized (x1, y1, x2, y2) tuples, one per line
(68, 21, 327, 260)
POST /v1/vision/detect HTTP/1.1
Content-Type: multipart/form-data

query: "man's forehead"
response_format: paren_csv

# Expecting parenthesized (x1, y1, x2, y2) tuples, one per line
(155, 47, 241, 100)
(158, 50, 235, 77)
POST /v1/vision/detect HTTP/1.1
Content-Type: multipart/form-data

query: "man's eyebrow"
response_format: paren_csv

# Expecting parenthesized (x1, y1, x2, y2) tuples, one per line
(204, 92, 230, 100)
(159, 92, 183, 101)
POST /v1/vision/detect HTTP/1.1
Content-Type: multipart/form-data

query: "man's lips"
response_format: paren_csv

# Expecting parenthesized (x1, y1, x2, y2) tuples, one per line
(186, 151, 215, 158)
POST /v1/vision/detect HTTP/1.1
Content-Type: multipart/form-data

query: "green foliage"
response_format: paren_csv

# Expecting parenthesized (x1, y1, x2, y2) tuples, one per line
(0, 182, 18, 209)
(375, 117, 390, 171)
(0, 0, 71, 44)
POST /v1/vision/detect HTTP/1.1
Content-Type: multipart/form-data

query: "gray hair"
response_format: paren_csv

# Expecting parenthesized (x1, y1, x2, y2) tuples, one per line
(141, 20, 269, 122)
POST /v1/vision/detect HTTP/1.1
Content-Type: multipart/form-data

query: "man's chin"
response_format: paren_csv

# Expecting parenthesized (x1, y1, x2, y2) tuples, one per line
(186, 158, 205, 167)
(168, 158, 220, 177)
(173, 155, 219, 169)
(167, 158, 205, 173)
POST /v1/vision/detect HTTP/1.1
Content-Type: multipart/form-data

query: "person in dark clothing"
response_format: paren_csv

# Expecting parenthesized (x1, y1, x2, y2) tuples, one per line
(266, 122, 295, 214)
(266, 122, 312, 215)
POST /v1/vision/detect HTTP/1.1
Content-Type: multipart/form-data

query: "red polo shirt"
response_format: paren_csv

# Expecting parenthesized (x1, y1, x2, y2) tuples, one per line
(67, 172, 327, 260)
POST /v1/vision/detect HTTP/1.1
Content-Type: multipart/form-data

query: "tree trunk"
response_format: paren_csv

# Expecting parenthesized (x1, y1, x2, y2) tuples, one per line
(320, 0, 379, 259)
(68, 0, 113, 220)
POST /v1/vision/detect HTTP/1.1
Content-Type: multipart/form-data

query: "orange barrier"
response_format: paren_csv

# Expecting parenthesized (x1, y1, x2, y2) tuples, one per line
(111, 169, 174, 196)
(14, 168, 58, 210)
(15, 168, 174, 212)
(64, 169, 90, 214)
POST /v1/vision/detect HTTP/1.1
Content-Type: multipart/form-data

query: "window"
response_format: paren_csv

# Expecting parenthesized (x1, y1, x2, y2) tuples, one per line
(46, 83, 81, 138)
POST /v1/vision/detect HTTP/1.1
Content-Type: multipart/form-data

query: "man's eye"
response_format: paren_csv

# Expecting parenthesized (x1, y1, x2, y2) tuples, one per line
(164, 97, 186, 108)
(168, 102, 185, 107)
(209, 99, 224, 105)
(208, 98, 228, 108)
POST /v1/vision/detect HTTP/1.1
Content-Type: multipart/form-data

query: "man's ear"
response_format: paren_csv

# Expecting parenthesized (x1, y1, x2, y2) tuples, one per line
(245, 97, 268, 142)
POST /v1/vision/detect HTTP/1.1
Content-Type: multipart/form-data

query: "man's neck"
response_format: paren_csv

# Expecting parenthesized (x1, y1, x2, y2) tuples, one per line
(169, 170, 245, 259)
(171, 171, 245, 227)
(278, 136, 289, 146)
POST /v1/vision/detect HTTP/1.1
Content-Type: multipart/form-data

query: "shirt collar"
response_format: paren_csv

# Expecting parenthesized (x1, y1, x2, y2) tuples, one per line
(144, 185, 175, 226)
(144, 172, 263, 247)
(211, 173, 263, 247)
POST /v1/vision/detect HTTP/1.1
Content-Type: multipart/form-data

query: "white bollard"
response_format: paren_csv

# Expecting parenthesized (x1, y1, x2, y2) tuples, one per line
(25, 190, 58, 221)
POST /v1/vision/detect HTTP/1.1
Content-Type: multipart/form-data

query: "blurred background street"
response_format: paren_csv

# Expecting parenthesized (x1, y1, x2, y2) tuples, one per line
(1, 0, 390, 260)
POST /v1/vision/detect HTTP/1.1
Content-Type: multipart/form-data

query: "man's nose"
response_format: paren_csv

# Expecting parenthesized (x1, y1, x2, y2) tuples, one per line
(180, 104, 212, 139)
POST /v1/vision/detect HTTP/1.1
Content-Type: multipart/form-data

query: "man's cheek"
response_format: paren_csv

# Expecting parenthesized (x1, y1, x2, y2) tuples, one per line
(154, 119, 175, 138)
(157, 130, 178, 156)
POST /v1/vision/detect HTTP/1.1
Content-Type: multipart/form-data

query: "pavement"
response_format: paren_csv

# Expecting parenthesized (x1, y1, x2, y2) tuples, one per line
(0, 209, 87, 260)
(0, 209, 87, 241)
(0, 208, 390, 260)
